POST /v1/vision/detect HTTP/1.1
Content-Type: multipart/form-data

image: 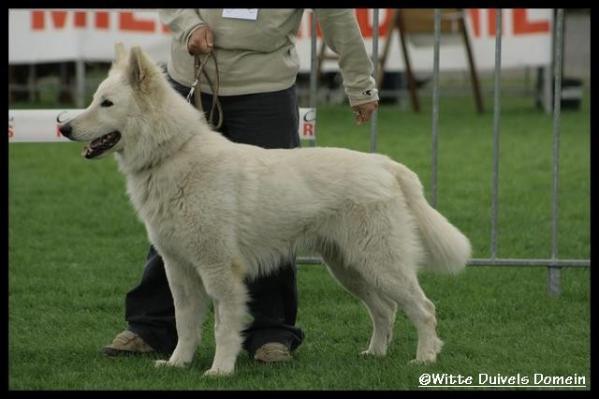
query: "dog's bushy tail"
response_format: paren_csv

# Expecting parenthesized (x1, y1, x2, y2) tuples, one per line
(390, 161, 471, 274)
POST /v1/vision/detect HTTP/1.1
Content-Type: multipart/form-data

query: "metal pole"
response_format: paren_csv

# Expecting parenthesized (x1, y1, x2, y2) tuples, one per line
(490, 9, 502, 260)
(370, 8, 379, 153)
(431, 9, 441, 208)
(543, 66, 552, 114)
(309, 10, 318, 147)
(75, 59, 86, 109)
(297, 256, 589, 268)
(544, 10, 557, 114)
(548, 9, 564, 297)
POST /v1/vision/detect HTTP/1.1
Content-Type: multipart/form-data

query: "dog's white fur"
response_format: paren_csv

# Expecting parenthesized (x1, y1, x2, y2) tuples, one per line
(62, 44, 471, 376)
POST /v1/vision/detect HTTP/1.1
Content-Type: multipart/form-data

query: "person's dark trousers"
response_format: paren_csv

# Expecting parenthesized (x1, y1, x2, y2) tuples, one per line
(125, 76, 304, 356)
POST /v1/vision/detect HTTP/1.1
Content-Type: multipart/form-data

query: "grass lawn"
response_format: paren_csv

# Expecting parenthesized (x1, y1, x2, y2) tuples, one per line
(8, 89, 590, 390)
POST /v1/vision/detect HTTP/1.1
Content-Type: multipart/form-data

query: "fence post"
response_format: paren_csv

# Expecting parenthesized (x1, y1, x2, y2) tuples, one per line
(490, 9, 502, 260)
(431, 9, 441, 208)
(309, 10, 318, 148)
(548, 9, 565, 297)
(370, 8, 379, 154)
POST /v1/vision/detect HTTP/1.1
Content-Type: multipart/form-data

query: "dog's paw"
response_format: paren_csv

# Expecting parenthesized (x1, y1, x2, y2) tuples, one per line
(409, 358, 434, 365)
(409, 354, 437, 365)
(154, 359, 188, 368)
(203, 367, 234, 377)
(411, 337, 443, 364)
(360, 349, 386, 357)
(154, 360, 170, 368)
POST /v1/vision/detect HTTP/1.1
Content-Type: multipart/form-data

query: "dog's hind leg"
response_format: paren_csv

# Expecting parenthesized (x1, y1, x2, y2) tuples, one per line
(155, 255, 210, 368)
(198, 263, 249, 377)
(321, 251, 397, 356)
(342, 203, 442, 363)
(374, 269, 443, 364)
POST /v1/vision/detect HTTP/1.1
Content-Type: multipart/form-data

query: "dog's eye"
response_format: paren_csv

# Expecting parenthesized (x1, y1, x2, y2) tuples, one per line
(101, 99, 114, 107)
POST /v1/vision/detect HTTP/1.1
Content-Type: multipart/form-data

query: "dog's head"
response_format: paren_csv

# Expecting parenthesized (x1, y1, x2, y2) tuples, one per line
(58, 43, 167, 160)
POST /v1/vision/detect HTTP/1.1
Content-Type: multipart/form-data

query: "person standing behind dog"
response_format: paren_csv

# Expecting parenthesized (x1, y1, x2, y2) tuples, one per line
(103, 9, 379, 363)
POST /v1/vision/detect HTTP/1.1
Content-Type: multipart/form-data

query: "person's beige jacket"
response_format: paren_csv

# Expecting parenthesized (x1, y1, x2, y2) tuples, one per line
(159, 9, 379, 106)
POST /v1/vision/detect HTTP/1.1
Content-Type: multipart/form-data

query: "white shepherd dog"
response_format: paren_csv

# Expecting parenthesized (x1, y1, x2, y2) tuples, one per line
(59, 44, 471, 377)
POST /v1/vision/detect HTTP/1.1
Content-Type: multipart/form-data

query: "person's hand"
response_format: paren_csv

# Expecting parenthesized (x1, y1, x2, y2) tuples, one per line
(352, 100, 378, 125)
(187, 26, 214, 55)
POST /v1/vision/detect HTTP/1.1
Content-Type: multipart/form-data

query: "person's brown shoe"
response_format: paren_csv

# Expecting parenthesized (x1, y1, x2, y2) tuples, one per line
(253, 342, 293, 363)
(102, 330, 155, 357)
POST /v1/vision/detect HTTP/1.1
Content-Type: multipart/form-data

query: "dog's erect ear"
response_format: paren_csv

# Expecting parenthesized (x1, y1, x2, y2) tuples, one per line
(114, 42, 127, 64)
(127, 46, 157, 92)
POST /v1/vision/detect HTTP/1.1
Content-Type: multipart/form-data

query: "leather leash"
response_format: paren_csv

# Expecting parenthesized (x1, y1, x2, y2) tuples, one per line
(186, 52, 223, 130)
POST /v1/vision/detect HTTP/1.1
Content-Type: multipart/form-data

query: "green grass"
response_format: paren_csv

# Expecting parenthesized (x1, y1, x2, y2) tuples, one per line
(8, 90, 590, 390)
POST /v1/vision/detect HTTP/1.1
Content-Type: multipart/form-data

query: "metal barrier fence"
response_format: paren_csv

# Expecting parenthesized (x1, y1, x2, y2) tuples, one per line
(296, 9, 589, 296)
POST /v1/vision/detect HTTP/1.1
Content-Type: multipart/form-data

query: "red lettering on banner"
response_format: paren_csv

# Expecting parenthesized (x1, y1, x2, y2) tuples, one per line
(74, 11, 86, 27)
(487, 9, 501, 36)
(513, 9, 550, 34)
(31, 11, 44, 29)
(56, 125, 63, 138)
(119, 12, 155, 32)
(8, 117, 14, 140)
(356, 9, 373, 36)
(468, 9, 500, 37)
(468, 8, 550, 37)
(356, 9, 393, 38)
(303, 123, 314, 137)
(50, 11, 68, 28)
(31, 10, 86, 29)
(309, 12, 323, 38)
(30, 10, 172, 33)
(95, 11, 109, 29)
(468, 9, 481, 37)
(32, 10, 68, 30)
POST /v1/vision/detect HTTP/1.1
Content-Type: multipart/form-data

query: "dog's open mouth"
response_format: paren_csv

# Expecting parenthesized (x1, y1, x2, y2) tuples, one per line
(82, 131, 121, 159)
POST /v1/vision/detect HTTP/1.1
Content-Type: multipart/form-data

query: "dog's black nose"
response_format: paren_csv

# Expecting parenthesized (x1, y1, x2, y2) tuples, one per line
(58, 123, 72, 138)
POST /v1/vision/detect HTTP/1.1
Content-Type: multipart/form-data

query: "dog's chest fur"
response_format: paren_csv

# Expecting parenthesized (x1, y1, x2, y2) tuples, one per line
(125, 167, 184, 227)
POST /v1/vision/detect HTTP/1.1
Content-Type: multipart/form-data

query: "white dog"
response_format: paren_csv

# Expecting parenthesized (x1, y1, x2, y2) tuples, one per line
(59, 44, 471, 377)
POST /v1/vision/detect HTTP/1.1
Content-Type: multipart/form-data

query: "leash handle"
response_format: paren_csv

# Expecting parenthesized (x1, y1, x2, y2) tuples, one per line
(187, 52, 223, 130)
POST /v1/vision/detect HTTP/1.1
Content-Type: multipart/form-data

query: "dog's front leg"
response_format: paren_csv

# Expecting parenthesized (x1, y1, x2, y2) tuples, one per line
(155, 256, 209, 368)
(199, 267, 249, 377)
